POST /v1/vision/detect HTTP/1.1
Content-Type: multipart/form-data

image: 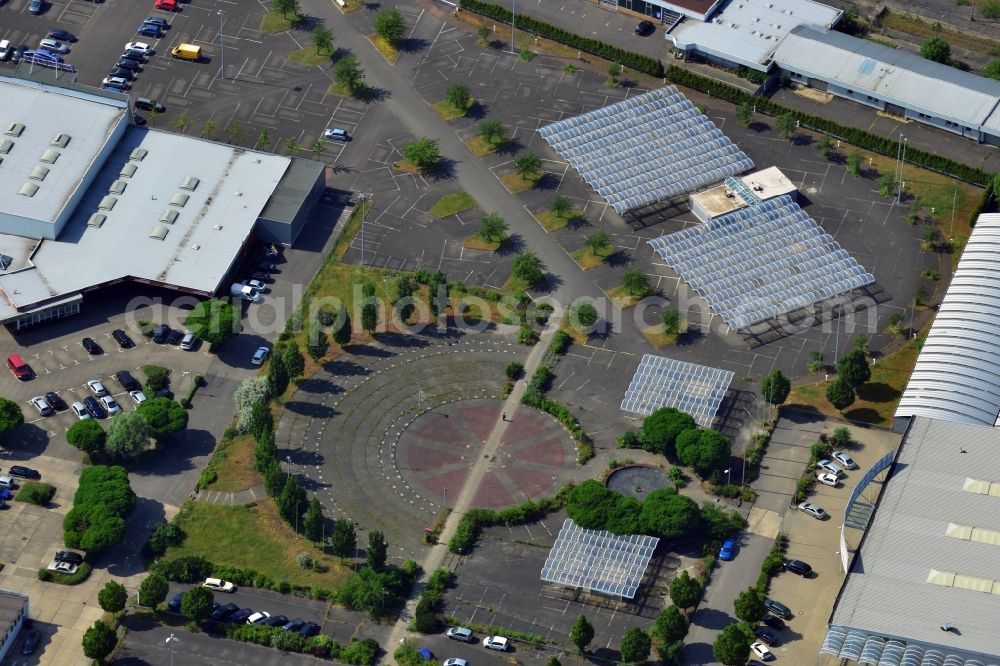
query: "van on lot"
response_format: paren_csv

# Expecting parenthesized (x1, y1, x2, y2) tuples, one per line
(171, 43, 200, 61)
(134, 97, 165, 113)
(6, 354, 32, 380)
(179, 331, 196, 350)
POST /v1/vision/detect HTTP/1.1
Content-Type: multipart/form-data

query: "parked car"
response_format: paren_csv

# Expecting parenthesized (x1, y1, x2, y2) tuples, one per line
(783, 559, 812, 576)
(816, 459, 844, 477)
(246, 611, 271, 625)
(211, 602, 240, 621)
(230, 283, 262, 302)
(443, 660, 468, 666)
(81, 337, 103, 354)
(129, 390, 148, 405)
(84, 396, 106, 419)
(12, 45, 28, 63)
(797, 501, 827, 520)
(115, 57, 142, 72)
(0, 40, 12, 61)
(754, 628, 779, 646)
(112, 329, 134, 348)
(39, 38, 69, 53)
(25, 49, 62, 63)
(832, 450, 858, 469)
(634, 20, 655, 36)
(47, 560, 77, 575)
(228, 608, 254, 624)
(323, 128, 350, 141)
(718, 539, 735, 561)
(102, 76, 129, 91)
(203, 578, 236, 592)
(135, 97, 166, 112)
(482, 636, 509, 651)
(28, 0, 43, 15)
(154, 0, 177, 11)
(116, 370, 141, 391)
(256, 261, 278, 273)
(245, 279, 268, 293)
(55, 550, 84, 565)
(9, 466, 40, 480)
(49, 29, 77, 42)
(152, 324, 170, 343)
(446, 627, 474, 642)
(110, 67, 136, 81)
(100, 395, 122, 416)
(123, 47, 148, 62)
(166, 329, 184, 346)
(282, 618, 305, 632)
(167, 592, 184, 612)
(71, 401, 90, 420)
(21, 629, 40, 655)
(143, 17, 170, 29)
(251, 346, 270, 365)
(44, 391, 67, 411)
(179, 332, 196, 350)
(763, 597, 792, 620)
(762, 615, 785, 630)
(87, 379, 109, 397)
(816, 471, 839, 487)
(298, 622, 320, 637)
(30, 396, 53, 417)
(249, 271, 272, 283)
(750, 641, 774, 661)
(125, 41, 154, 56)
(0, 477, 14, 489)
(138, 24, 164, 38)
(261, 615, 289, 627)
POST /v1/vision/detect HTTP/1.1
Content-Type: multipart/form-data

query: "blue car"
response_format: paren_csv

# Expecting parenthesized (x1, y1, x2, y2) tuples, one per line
(718, 539, 735, 561)
(167, 592, 184, 612)
(137, 25, 163, 38)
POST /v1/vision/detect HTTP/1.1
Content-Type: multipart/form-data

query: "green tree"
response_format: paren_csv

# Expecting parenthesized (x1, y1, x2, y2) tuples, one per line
(657, 640, 685, 666)
(186, 299, 238, 346)
(0, 398, 24, 440)
(308, 328, 329, 360)
(550, 195, 572, 219)
(733, 586, 765, 623)
(837, 349, 871, 387)
(572, 303, 599, 328)
(816, 135, 833, 157)
(283, 343, 306, 379)
(736, 100, 752, 126)
(277, 476, 308, 527)
(312, 25, 334, 54)
(367, 530, 388, 571)
(622, 266, 650, 296)
(712, 624, 752, 666)
(639, 407, 695, 458)
(263, 460, 285, 497)
(98, 580, 128, 614)
(986, 58, 1000, 80)
(921, 37, 951, 63)
(312, 138, 326, 158)
(272, 0, 299, 19)
(620, 627, 651, 664)
(253, 429, 277, 473)
(846, 148, 862, 176)
(147, 105, 162, 128)
(284, 137, 301, 156)
(446, 83, 471, 111)
(332, 305, 352, 346)
(181, 585, 215, 623)
(105, 411, 153, 459)
(479, 212, 508, 243)
(668, 570, 702, 610)
(331, 517, 356, 557)
(651, 605, 688, 644)
(226, 121, 244, 144)
(171, 110, 191, 132)
(67, 419, 106, 453)
(775, 112, 796, 140)
(268, 353, 290, 396)
(402, 137, 441, 170)
(333, 54, 364, 93)
(570, 614, 595, 653)
(303, 497, 323, 542)
(82, 620, 117, 661)
(826, 378, 856, 410)
(512, 152, 542, 179)
(639, 488, 700, 538)
(477, 25, 491, 46)
(361, 301, 378, 335)
(138, 573, 169, 607)
(375, 7, 406, 44)
(511, 251, 546, 287)
(255, 127, 271, 150)
(981, 0, 1000, 18)
(566, 480, 618, 529)
(675, 428, 731, 478)
(700, 501, 746, 541)
(135, 397, 188, 440)
(200, 118, 216, 139)
(761, 369, 790, 405)
(584, 230, 611, 256)
(479, 119, 507, 146)
(662, 308, 682, 335)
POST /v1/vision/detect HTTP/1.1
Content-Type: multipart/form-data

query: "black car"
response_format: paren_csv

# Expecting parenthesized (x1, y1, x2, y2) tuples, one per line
(83, 396, 106, 419)
(109, 67, 135, 80)
(166, 329, 183, 346)
(143, 17, 170, 29)
(635, 20, 655, 36)
(123, 48, 148, 62)
(112, 329, 134, 348)
(282, 618, 305, 632)
(754, 628, 779, 646)
(49, 29, 77, 42)
(299, 622, 320, 637)
(44, 391, 67, 411)
(783, 559, 813, 577)
(211, 602, 239, 621)
(12, 45, 28, 63)
(261, 614, 289, 627)
(228, 608, 254, 624)
(9, 466, 40, 480)
(81, 337, 103, 355)
(256, 261, 278, 273)
(762, 615, 786, 630)
(115, 58, 142, 72)
(55, 550, 84, 565)
(152, 324, 170, 343)
(250, 271, 272, 283)
(167, 592, 184, 612)
(20, 630, 40, 655)
(115, 370, 141, 392)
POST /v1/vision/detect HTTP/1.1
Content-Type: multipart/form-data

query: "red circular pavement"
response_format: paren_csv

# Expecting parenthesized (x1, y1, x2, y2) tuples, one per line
(396, 399, 577, 508)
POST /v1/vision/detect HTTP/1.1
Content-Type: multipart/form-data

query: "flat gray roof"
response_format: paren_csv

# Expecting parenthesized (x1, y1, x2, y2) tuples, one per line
(258, 158, 325, 224)
(831, 416, 1000, 660)
(0, 129, 290, 319)
(0, 76, 126, 224)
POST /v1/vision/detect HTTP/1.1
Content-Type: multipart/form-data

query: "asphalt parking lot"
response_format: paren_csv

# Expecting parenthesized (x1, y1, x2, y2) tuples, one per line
(165, 583, 330, 630)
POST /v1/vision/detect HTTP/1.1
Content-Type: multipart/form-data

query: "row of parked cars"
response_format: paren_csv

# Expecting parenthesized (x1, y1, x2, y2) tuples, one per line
(29, 371, 148, 420)
(797, 450, 858, 520)
(0, 27, 78, 68)
(102, 22, 163, 93)
(168, 578, 322, 635)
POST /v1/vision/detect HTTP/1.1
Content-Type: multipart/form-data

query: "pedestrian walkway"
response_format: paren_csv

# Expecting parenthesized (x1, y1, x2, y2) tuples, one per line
(192, 484, 265, 506)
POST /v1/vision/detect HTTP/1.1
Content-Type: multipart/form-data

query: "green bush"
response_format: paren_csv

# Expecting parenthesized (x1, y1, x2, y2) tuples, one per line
(15, 482, 55, 506)
(142, 365, 171, 393)
(39, 562, 92, 586)
(448, 485, 573, 554)
(548, 330, 572, 356)
(458, 0, 664, 77)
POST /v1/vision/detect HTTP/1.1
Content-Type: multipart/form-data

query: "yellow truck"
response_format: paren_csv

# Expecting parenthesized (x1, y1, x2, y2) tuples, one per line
(171, 44, 201, 61)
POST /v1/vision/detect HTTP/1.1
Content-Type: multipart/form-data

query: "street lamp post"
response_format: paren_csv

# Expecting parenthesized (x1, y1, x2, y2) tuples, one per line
(286, 455, 293, 480)
(166, 633, 179, 666)
(509, 0, 517, 54)
(218, 10, 226, 80)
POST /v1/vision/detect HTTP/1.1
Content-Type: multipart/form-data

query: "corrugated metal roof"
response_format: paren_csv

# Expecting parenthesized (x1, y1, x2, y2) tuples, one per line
(831, 417, 1000, 662)
(774, 26, 1000, 133)
(895, 214, 1000, 427)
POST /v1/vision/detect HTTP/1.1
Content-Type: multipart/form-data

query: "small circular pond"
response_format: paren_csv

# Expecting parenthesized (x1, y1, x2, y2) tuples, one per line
(605, 464, 671, 502)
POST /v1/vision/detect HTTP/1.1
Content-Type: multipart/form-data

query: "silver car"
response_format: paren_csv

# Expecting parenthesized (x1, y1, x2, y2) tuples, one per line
(798, 501, 828, 520)
(816, 459, 844, 477)
(30, 396, 52, 416)
(39, 38, 70, 54)
(832, 450, 858, 470)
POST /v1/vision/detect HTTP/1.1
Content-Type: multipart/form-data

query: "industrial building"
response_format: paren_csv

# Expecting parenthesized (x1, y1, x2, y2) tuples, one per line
(0, 590, 29, 664)
(0, 72, 324, 330)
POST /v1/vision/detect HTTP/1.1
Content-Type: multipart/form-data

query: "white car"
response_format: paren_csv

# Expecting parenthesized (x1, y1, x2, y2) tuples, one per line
(124, 41, 154, 56)
(102, 76, 129, 90)
(0, 476, 14, 489)
(798, 501, 828, 520)
(47, 560, 78, 575)
(245, 279, 268, 293)
(100, 395, 122, 416)
(446, 627, 474, 642)
(443, 660, 468, 666)
(71, 401, 91, 420)
(323, 128, 350, 141)
(751, 641, 774, 661)
(230, 283, 262, 303)
(246, 611, 271, 624)
(816, 459, 844, 477)
(39, 38, 70, 54)
(832, 450, 858, 470)
(816, 471, 839, 487)
(87, 379, 109, 397)
(202, 577, 236, 592)
(129, 390, 148, 405)
(251, 346, 270, 365)
(0, 40, 12, 61)
(482, 636, 509, 651)
(30, 396, 53, 417)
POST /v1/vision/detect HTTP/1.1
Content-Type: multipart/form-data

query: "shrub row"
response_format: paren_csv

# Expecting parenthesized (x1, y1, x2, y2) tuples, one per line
(756, 533, 789, 592)
(179, 374, 204, 408)
(38, 562, 92, 586)
(223, 624, 378, 665)
(523, 392, 594, 463)
(448, 484, 573, 554)
(665, 65, 992, 188)
(459, 0, 664, 77)
(411, 568, 455, 633)
(443, 616, 543, 646)
(150, 555, 334, 600)
(15, 482, 55, 506)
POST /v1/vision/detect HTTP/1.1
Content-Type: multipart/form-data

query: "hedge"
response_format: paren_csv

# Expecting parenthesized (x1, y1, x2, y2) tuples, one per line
(459, 0, 664, 77)
(38, 562, 92, 586)
(223, 624, 378, 665)
(665, 65, 991, 188)
(150, 555, 333, 601)
(444, 616, 543, 646)
(15, 482, 55, 506)
(448, 483, 573, 554)
(756, 533, 788, 592)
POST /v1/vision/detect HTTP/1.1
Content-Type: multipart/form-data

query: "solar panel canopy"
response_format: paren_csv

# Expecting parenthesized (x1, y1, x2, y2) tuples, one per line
(540, 519, 659, 599)
(621, 355, 734, 427)
(648, 195, 875, 330)
(537, 87, 753, 214)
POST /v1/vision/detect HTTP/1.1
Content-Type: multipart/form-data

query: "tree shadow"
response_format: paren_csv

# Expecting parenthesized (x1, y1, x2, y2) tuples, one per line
(566, 215, 590, 231)
(466, 101, 488, 120)
(533, 172, 561, 191)
(355, 85, 391, 104)
(347, 344, 395, 359)
(283, 401, 336, 418)
(398, 37, 429, 54)
(323, 359, 371, 375)
(843, 407, 882, 423)
(372, 331, 431, 348)
(532, 272, 564, 295)
(748, 120, 771, 133)
(495, 138, 522, 156)
(791, 133, 814, 147)
(690, 606, 734, 630)
(365, 2, 381, 10)
(855, 382, 900, 403)
(425, 156, 458, 182)
(604, 249, 631, 268)
(294, 14, 323, 31)
(497, 233, 526, 255)
(676, 327, 704, 347)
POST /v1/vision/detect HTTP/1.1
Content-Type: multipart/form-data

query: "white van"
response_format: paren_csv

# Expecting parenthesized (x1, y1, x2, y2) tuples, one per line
(179, 331, 196, 350)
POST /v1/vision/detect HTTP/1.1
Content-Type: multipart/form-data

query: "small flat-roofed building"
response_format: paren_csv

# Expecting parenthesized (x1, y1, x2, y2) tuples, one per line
(689, 166, 797, 222)
(0, 590, 29, 664)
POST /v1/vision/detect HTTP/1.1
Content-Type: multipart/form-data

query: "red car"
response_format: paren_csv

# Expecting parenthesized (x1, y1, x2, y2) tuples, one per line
(155, 0, 177, 11)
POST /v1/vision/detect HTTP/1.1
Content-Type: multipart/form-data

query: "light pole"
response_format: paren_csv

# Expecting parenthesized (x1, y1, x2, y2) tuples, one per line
(509, 0, 517, 54)
(286, 455, 292, 480)
(218, 10, 226, 80)
(896, 134, 907, 204)
(166, 633, 179, 666)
